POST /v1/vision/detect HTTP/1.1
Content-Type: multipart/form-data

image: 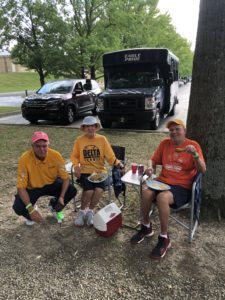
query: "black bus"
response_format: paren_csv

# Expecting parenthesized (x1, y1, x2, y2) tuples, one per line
(98, 48, 179, 129)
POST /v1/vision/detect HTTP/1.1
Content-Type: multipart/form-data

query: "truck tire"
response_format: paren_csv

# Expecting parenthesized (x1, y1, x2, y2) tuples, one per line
(64, 105, 75, 124)
(150, 108, 160, 130)
(92, 102, 99, 115)
(168, 102, 176, 116)
(101, 120, 112, 128)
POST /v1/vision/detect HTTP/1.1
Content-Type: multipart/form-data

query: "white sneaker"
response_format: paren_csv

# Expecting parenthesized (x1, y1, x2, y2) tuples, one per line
(25, 219, 35, 226)
(74, 210, 85, 227)
(85, 210, 94, 227)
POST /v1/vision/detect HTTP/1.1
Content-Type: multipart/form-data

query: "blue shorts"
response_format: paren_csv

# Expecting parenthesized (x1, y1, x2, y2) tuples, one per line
(153, 184, 191, 209)
(79, 174, 109, 191)
(168, 185, 192, 209)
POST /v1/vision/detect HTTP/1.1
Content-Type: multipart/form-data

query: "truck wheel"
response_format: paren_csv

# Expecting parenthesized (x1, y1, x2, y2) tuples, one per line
(150, 108, 160, 130)
(92, 102, 99, 115)
(169, 103, 176, 116)
(64, 106, 75, 124)
(101, 120, 112, 128)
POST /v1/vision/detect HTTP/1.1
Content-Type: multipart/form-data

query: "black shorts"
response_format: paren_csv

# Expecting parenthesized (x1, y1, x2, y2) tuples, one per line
(79, 174, 109, 191)
(168, 185, 192, 209)
(152, 184, 192, 209)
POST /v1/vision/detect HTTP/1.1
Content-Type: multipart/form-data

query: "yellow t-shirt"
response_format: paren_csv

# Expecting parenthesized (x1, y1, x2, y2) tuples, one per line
(17, 148, 69, 189)
(70, 134, 120, 174)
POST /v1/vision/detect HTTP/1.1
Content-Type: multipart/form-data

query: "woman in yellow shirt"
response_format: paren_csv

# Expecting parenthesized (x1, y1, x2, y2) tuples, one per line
(71, 116, 123, 227)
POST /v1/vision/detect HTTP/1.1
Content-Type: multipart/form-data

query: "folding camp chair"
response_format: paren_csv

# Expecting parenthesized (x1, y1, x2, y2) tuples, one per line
(108, 145, 127, 209)
(170, 173, 202, 243)
(65, 162, 82, 211)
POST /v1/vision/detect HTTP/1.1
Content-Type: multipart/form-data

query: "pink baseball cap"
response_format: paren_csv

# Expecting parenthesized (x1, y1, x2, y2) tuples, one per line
(32, 131, 49, 143)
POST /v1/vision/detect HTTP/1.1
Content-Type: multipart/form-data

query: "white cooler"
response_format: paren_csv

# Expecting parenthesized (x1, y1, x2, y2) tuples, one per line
(93, 203, 122, 237)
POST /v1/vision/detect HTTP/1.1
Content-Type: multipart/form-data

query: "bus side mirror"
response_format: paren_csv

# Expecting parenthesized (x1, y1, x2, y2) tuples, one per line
(168, 72, 174, 83)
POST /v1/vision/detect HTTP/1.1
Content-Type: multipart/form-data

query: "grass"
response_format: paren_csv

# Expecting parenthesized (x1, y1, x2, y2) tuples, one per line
(0, 125, 166, 193)
(0, 106, 20, 114)
(0, 72, 56, 93)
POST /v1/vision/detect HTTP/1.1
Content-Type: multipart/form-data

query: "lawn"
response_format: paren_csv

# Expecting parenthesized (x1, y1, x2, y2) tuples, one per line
(0, 106, 20, 114)
(0, 125, 166, 178)
(0, 72, 56, 93)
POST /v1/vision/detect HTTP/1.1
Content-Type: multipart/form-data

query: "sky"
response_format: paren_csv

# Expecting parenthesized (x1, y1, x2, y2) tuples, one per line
(158, 0, 200, 50)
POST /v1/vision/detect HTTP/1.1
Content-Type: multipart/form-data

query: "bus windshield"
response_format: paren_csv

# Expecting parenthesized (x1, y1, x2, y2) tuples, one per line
(106, 70, 158, 89)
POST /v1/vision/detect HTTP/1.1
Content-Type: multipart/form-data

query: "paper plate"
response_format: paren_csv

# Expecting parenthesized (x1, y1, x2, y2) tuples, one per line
(146, 180, 171, 191)
(88, 172, 108, 183)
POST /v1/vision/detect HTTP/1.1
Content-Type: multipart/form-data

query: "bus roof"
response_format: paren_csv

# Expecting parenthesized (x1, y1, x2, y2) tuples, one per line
(103, 48, 179, 67)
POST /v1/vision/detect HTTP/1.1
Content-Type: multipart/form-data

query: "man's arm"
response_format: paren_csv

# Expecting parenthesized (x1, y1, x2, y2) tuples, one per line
(58, 178, 70, 206)
(145, 159, 157, 177)
(18, 188, 44, 223)
(185, 145, 206, 174)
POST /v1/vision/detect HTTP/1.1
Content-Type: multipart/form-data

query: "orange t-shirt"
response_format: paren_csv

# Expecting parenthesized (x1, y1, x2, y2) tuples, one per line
(151, 138, 205, 189)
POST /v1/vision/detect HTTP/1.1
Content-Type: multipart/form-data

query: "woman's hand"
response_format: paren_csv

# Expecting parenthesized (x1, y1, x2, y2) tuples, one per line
(74, 165, 81, 178)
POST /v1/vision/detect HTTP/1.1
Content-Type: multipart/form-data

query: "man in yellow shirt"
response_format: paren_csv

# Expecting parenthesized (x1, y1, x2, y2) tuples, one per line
(13, 131, 76, 225)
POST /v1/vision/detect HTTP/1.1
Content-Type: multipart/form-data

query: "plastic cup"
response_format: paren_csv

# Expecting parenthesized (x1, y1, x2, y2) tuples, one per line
(131, 163, 138, 174)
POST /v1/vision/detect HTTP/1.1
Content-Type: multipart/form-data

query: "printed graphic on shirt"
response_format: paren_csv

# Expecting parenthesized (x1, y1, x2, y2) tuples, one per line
(165, 151, 185, 173)
(83, 145, 101, 162)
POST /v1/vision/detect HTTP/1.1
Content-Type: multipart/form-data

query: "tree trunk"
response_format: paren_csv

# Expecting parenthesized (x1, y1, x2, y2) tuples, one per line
(38, 69, 45, 86)
(186, 0, 225, 218)
(90, 65, 96, 79)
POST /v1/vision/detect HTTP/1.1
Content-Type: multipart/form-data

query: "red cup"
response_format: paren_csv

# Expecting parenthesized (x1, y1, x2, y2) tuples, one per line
(131, 163, 138, 174)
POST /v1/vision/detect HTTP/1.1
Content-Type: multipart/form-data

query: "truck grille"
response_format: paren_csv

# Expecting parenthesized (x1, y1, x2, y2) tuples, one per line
(106, 97, 143, 110)
(26, 100, 47, 108)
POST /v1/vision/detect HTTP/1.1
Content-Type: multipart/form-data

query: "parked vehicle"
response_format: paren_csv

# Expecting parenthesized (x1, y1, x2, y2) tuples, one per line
(98, 48, 179, 129)
(21, 79, 101, 124)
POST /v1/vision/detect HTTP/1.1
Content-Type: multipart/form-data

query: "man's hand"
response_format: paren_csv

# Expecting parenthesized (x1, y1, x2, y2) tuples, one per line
(185, 145, 197, 155)
(58, 196, 65, 206)
(145, 167, 153, 177)
(30, 209, 44, 223)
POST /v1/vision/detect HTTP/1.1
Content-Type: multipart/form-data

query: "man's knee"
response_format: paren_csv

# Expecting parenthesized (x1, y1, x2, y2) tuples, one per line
(156, 192, 174, 207)
(12, 195, 25, 215)
(142, 188, 155, 202)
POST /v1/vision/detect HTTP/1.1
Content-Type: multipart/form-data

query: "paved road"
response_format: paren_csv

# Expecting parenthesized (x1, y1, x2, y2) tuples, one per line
(0, 84, 191, 132)
(0, 90, 35, 107)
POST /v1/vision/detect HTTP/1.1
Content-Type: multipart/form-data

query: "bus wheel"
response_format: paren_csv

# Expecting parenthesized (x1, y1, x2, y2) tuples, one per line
(150, 108, 160, 130)
(101, 120, 112, 128)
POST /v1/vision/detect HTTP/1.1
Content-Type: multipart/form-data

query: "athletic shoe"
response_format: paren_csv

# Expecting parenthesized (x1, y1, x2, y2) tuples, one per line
(130, 223, 154, 244)
(25, 219, 35, 226)
(74, 210, 85, 227)
(85, 210, 94, 227)
(149, 235, 171, 259)
(48, 204, 64, 222)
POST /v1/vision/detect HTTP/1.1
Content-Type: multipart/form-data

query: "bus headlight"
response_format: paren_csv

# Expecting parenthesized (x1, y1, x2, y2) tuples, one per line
(145, 96, 156, 109)
(98, 98, 104, 110)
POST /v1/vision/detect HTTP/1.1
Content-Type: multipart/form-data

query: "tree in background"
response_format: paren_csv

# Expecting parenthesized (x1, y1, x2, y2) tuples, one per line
(0, 0, 67, 86)
(0, 0, 193, 82)
(187, 0, 225, 218)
